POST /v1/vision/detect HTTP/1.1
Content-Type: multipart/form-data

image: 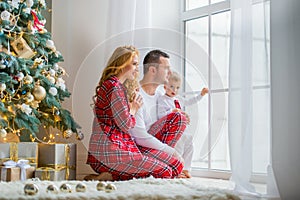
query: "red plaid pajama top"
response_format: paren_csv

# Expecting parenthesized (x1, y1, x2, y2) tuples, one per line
(87, 76, 185, 180)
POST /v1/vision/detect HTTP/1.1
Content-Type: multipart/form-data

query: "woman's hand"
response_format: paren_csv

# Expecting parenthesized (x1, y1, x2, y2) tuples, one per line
(129, 93, 143, 115)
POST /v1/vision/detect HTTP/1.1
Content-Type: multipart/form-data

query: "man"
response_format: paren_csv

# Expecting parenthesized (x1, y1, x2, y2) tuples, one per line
(130, 49, 188, 178)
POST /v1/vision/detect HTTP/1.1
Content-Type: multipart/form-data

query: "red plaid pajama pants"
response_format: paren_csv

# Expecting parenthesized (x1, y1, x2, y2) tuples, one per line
(88, 112, 186, 180)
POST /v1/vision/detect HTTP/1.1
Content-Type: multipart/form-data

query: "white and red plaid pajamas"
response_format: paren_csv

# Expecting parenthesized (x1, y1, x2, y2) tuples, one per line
(87, 76, 186, 180)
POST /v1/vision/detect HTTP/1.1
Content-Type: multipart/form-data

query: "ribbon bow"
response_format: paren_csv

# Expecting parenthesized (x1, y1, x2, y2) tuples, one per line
(31, 10, 44, 31)
(2, 160, 31, 181)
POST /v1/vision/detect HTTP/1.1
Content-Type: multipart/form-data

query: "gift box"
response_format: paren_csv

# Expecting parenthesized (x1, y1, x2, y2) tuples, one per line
(34, 167, 66, 181)
(38, 143, 76, 180)
(0, 142, 38, 167)
(0, 162, 35, 182)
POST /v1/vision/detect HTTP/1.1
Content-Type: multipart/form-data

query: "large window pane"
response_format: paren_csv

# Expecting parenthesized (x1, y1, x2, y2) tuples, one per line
(253, 89, 270, 173)
(185, 0, 208, 11)
(211, 11, 230, 90)
(211, 0, 227, 4)
(187, 93, 209, 169)
(252, 2, 270, 86)
(211, 92, 230, 170)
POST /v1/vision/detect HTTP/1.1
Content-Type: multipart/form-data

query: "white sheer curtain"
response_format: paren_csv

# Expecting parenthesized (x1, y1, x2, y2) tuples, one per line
(228, 0, 279, 198)
(228, 0, 255, 195)
(105, 0, 151, 45)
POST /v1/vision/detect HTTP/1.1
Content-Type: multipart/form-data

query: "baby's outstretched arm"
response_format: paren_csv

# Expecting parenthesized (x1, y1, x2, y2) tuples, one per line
(201, 87, 209, 96)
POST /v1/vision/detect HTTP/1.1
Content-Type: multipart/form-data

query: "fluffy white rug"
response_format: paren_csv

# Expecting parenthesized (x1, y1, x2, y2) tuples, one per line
(0, 177, 241, 200)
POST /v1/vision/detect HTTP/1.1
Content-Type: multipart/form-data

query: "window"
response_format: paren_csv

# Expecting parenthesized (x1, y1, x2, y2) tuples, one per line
(182, 0, 270, 179)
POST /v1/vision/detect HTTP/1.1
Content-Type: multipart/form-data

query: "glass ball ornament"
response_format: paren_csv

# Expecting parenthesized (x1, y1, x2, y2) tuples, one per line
(46, 184, 59, 194)
(25, 93, 34, 103)
(60, 183, 72, 193)
(76, 131, 84, 141)
(24, 183, 39, 195)
(0, 64, 6, 69)
(75, 183, 86, 192)
(63, 129, 73, 139)
(48, 76, 55, 84)
(96, 181, 107, 191)
(0, 83, 6, 92)
(24, 75, 33, 84)
(32, 85, 46, 101)
(0, 128, 7, 138)
(49, 87, 57, 96)
(16, 72, 25, 81)
(105, 183, 117, 193)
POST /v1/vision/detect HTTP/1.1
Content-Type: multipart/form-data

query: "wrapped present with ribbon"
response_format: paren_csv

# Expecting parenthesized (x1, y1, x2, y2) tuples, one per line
(0, 142, 38, 167)
(0, 160, 35, 181)
(34, 166, 66, 181)
(38, 143, 76, 180)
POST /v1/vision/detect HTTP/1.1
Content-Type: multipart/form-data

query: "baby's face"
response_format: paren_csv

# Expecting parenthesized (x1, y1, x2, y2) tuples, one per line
(165, 80, 181, 98)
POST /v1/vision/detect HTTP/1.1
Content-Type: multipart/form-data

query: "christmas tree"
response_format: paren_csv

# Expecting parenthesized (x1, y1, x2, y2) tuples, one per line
(0, 0, 82, 142)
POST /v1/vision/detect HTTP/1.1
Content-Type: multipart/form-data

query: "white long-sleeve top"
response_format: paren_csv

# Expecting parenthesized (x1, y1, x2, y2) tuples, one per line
(129, 87, 175, 155)
(157, 93, 203, 119)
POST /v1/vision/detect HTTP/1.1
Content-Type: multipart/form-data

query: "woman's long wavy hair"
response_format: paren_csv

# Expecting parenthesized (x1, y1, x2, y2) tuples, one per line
(93, 45, 139, 103)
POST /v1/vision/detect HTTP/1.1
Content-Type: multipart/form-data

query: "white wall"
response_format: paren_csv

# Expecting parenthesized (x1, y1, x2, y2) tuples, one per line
(51, 0, 182, 179)
(271, 0, 300, 199)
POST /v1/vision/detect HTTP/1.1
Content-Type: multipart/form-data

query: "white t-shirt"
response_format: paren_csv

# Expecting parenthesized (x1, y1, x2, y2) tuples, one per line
(129, 86, 175, 155)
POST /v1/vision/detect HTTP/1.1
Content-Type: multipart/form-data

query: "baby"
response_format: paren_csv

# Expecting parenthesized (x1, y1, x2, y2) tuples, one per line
(157, 71, 209, 178)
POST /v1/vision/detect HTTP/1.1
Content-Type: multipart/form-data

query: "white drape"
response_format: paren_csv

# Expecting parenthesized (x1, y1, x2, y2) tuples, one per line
(229, 0, 256, 195)
(229, 0, 279, 198)
(105, 0, 151, 44)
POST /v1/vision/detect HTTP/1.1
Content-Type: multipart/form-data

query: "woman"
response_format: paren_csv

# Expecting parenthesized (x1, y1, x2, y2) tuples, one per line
(87, 46, 183, 180)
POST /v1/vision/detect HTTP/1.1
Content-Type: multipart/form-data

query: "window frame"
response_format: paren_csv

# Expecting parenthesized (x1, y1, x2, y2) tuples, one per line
(181, 0, 270, 184)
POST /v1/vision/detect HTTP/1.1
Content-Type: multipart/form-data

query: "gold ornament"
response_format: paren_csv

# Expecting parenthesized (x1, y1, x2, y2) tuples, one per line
(105, 183, 117, 193)
(63, 129, 73, 139)
(0, 128, 7, 138)
(46, 184, 59, 194)
(32, 85, 46, 101)
(96, 181, 107, 191)
(60, 183, 72, 193)
(75, 183, 86, 193)
(24, 183, 39, 195)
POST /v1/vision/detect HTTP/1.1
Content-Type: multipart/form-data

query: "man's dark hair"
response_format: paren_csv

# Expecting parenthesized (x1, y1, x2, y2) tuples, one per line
(143, 50, 170, 74)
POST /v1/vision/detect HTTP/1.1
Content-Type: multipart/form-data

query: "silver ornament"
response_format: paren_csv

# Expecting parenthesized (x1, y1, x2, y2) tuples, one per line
(24, 75, 33, 84)
(60, 183, 72, 193)
(46, 184, 59, 194)
(0, 128, 7, 138)
(76, 131, 84, 141)
(0, 83, 6, 92)
(96, 181, 107, 191)
(63, 129, 73, 139)
(16, 72, 24, 81)
(25, 93, 34, 103)
(75, 183, 86, 192)
(24, 183, 39, 195)
(105, 183, 117, 193)
(0, 64, 6, 69)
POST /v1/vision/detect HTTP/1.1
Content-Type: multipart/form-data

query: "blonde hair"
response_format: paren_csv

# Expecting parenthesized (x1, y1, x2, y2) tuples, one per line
(93, 45, 139, 102)
(169, 71, 181, 83)
(123, 72, 140, 103)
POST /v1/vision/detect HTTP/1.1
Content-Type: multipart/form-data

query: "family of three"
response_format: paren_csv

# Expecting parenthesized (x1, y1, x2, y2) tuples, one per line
(86, 45, 208, 181)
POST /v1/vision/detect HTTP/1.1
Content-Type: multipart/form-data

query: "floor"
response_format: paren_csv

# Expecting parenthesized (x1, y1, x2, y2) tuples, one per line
(192, 177, 281, 200)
